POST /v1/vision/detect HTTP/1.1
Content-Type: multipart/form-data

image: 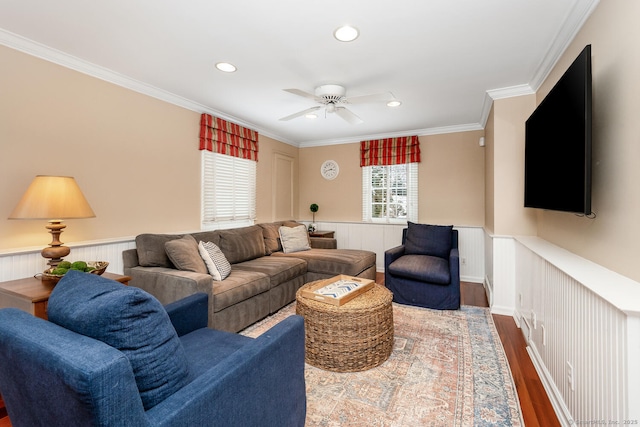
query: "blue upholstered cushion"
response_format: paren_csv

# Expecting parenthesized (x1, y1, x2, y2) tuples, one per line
(388, 254, 451, 285)
(48, 270, 190, 410)
(404, 222, 453, 259)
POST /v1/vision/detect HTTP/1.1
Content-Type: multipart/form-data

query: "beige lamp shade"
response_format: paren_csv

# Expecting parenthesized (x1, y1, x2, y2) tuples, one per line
(9, 175, 95, 220)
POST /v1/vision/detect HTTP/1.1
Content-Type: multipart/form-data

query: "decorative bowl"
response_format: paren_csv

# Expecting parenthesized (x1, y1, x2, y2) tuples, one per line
(42, 261, 109, 284)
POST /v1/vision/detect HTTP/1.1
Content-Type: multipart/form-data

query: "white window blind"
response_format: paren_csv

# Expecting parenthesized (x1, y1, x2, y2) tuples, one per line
(362, 162, 418, 223)
(201, 151, 256, 230)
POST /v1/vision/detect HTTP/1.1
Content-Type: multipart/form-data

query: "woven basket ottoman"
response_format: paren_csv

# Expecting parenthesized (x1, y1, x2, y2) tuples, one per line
(295, 281, 394, 372)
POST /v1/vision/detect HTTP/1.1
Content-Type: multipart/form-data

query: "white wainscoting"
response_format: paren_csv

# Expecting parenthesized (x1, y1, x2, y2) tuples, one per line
(0, 238, 136, 282)
(489, 235, 517, 316)
(514, 236, 640, 424)
(306, 222, 485, 283)
(0, 223, 486, 284)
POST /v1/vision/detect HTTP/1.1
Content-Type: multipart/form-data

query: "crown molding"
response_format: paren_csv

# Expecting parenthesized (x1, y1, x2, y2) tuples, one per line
(486, 84, 536, 101)
(478, 0, 599, 128)
(298, 122, 484, 148)
(478, 84, 535, 127)
(1, 0, 599, 150)
(529, 0, 600, 91)
(0, 28, 298, 147)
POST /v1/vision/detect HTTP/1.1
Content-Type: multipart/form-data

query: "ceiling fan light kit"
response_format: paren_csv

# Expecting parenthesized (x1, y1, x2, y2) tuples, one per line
(280, 84, 398, 125)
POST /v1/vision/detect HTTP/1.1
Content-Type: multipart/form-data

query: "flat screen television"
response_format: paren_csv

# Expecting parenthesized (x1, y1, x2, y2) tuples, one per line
(524, 44, 592, 215)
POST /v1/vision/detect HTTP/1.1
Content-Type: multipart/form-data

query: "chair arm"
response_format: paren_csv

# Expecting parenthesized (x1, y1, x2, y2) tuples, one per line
(164, 293, 208, 337)
(147, 315, 306, 427)
(0, 309, 149, 427)
(449, 247, 460, 286)
(385, 244, 406, 266)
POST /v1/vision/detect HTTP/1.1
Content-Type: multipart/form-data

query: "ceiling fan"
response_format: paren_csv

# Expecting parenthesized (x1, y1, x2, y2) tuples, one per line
(279, 84, 395, 125)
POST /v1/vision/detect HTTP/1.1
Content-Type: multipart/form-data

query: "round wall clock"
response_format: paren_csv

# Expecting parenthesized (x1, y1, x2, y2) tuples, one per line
(320, 160, 339, 180)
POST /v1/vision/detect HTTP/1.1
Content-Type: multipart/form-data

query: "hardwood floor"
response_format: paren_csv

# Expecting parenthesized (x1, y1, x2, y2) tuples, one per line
(0, 277, 559, 426)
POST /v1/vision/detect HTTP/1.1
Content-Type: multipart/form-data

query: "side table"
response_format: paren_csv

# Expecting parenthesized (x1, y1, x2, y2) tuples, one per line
(309, 230, 335, 238)
(0, 272, 131, 320)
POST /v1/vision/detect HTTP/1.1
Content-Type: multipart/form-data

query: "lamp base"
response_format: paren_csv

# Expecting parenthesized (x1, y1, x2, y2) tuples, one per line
(41, 220, 71, 268)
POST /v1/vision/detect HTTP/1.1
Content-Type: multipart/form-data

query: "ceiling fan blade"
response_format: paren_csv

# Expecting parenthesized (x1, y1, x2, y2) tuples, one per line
(344, 92, 394, 104)
(283, 88, 321, 101)
(335, 107, 363, 124)
(279, 106, 321, 121)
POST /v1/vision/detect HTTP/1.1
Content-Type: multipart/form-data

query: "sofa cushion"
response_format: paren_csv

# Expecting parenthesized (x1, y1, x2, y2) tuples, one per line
(136, 233, 182, 267)
(404, 222, 453, 259)
(198, 241, 232, 281)
(258, 223, 283, 255)
(210, 269, 271, 312)
(47, 270, 190, 410)
(279, 225, 311, 253)
(388, 254, 451, 285)
(234, 256, 307, 288)
(165, 235, 208, 274)
(272, 248, 375, 277)
(190, 230, 222, 247)
(218, 226, 266, 264)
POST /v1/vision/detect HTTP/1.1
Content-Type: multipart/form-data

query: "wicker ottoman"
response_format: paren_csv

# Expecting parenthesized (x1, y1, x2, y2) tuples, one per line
(295, 281, 394, 372)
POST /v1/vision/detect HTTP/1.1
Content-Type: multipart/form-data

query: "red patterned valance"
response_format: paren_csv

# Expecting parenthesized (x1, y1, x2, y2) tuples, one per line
(199, 114, 259, 161)
(360, 135, 421, 166)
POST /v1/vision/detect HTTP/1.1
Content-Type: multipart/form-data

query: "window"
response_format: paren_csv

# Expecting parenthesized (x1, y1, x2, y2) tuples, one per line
(199, 113, 259, 230)
(362, 162, 418, 223)
(201, 151, 256, 230)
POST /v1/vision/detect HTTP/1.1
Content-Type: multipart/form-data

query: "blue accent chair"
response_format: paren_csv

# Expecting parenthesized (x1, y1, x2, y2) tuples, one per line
(384, 223, 460, 310)
(0, 270, 306, 427)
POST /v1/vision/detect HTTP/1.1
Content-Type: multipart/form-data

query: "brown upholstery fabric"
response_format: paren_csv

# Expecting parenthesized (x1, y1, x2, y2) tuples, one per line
(272, 248, 375, 277)
(211, 269, 270, 312)
(135, 234, 182, 267)
(164, 235, 208, 274)
(190, 230, 222, 247)
(233, 256, 307, 288)
(217, 226, 266, 264)
(257, 223, 283, 255)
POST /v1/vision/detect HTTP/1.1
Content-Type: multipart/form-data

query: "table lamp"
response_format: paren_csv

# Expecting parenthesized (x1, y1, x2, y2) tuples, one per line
(9, 175, 95, 267)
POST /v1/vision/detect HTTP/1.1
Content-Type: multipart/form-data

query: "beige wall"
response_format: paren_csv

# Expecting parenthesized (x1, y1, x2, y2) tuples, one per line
(1, 45, 200, 250)
(298, 143, 362, 223)
(0, 45, 295, 251)
(491, 95, 538, 236)
(419, 131, 485, 226)
(255, 135, 300, 223)
(298, 132, 485, 226)
(531, 0, 640, 282)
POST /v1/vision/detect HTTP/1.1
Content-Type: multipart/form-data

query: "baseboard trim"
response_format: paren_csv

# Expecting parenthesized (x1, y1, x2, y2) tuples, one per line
(526, 344, 573, 426)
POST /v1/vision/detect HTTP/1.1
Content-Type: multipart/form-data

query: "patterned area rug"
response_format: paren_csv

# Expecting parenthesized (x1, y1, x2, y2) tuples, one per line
(241, 302, 523, 427)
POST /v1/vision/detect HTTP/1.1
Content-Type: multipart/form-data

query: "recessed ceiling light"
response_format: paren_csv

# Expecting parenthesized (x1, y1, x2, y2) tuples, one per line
(215, 62, 237, 73)
(305, 113, 318, 119)
(387, 100, 402, 107)
(334, 25, 359, 42)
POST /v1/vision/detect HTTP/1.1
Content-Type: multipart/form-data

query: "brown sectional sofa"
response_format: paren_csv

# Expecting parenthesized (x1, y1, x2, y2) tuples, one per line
(122, 221, 376, 332)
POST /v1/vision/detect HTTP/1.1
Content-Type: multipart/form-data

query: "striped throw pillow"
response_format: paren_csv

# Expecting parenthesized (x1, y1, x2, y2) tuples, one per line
(198, 241, 231, 281)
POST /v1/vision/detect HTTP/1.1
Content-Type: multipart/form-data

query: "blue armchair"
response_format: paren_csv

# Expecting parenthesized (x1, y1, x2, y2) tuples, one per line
(0, 270, 306, 427)
(384, 222, 460, 310)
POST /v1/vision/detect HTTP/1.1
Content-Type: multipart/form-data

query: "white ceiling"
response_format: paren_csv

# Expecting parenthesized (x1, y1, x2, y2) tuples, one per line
(0, 0, 598, 147)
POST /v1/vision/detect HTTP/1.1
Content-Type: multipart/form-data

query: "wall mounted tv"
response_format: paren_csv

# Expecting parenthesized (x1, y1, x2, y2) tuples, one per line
(524, 44, 592, 215)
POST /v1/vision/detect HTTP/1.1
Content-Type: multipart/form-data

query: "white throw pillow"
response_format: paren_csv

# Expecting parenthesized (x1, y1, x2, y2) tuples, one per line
(279, 225, 311, 254)
(198, 241, 231, 281)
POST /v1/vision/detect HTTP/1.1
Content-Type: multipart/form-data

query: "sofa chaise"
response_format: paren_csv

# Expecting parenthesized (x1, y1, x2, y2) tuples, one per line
(123, 221, 376, 332)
